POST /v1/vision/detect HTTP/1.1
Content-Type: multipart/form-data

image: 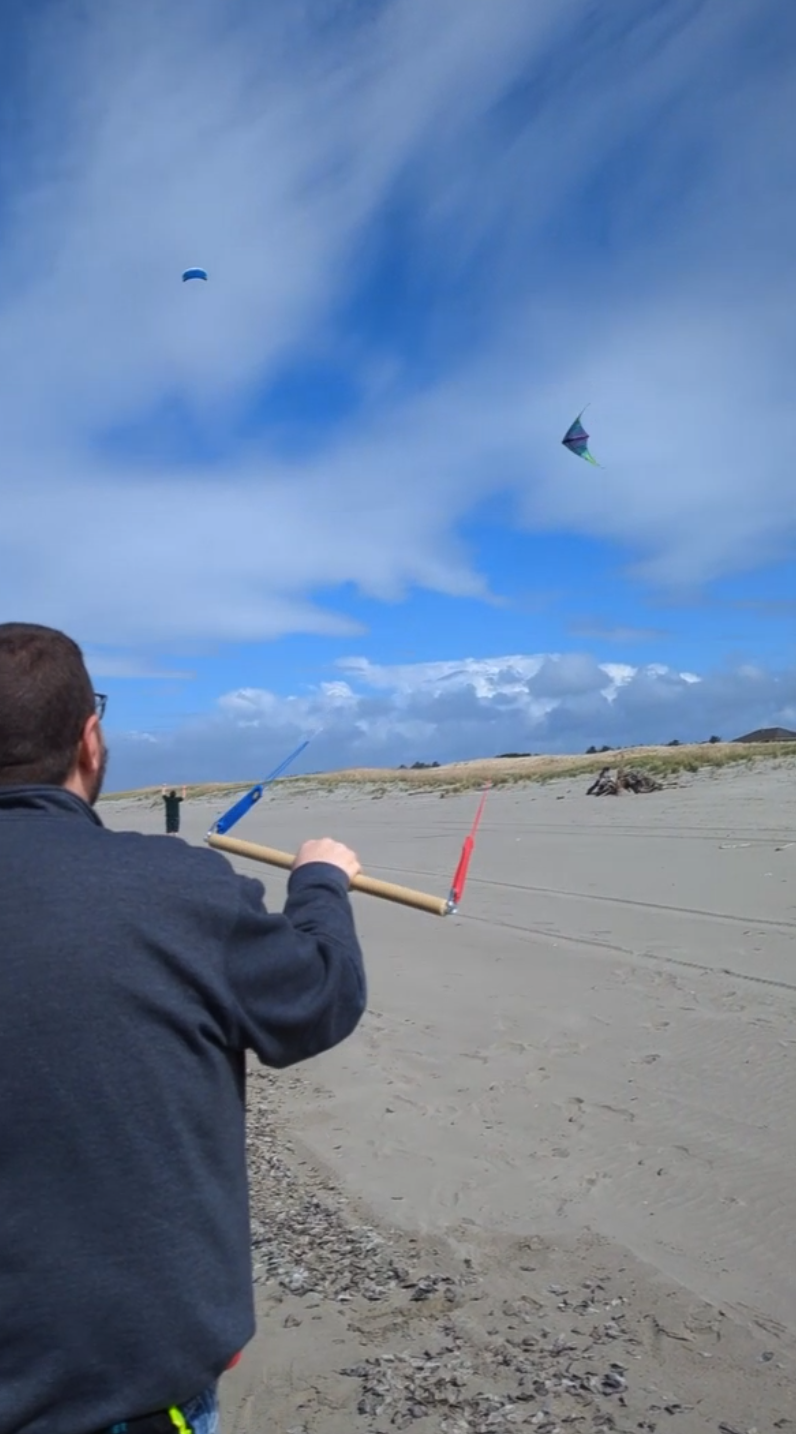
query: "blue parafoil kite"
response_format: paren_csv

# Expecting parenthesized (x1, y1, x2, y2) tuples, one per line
(182, 267, 208, 282)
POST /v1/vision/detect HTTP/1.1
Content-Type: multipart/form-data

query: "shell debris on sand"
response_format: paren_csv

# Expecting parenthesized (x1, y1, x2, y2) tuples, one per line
(239, 1067, 794, 1434)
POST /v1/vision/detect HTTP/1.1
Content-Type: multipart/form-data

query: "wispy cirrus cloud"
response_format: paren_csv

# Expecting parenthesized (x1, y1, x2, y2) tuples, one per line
(0, 0, 793, 671)
(567, 622, 671, 644)
(83, 650, 196, 680)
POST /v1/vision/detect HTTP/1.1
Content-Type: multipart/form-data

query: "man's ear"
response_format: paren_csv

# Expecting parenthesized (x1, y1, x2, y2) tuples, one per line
(77, 714, 103, 777)
(64, 713, 105, 802)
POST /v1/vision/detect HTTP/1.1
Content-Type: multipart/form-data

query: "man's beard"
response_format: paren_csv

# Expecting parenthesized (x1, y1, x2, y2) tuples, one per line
(87, 734, 109, 806)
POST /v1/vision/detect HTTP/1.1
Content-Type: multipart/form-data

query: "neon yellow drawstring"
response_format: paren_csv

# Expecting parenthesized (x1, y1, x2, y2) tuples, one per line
(166, 1409, 193, 1434)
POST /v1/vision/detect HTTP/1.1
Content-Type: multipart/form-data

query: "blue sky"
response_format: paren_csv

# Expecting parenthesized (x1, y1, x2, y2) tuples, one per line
(1, 0, 795, 789)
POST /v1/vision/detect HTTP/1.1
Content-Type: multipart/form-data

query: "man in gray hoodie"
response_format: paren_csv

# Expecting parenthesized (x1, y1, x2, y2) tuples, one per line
(0, 622, 367, 1434)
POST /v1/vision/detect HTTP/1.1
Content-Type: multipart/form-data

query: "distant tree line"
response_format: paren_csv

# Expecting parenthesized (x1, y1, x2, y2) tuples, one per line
(394, 731, 796, 772)
(585, 736, 722, 752)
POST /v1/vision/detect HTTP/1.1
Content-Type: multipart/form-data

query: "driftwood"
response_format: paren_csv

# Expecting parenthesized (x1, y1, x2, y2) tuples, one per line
(586, 766, 663, 796)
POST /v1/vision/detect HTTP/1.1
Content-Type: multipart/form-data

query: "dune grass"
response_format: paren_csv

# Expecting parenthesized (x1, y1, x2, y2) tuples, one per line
(102, 740, 796, 804)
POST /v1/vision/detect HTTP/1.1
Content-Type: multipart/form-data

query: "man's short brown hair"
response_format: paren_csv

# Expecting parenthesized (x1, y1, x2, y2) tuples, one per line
(0, 623, 96, 787)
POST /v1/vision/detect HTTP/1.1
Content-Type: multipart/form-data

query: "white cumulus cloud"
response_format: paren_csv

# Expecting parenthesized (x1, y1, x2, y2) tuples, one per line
(101, 649, 796, 789)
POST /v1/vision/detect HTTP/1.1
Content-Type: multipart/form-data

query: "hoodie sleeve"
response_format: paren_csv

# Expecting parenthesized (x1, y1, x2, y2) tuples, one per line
(222, 862, 367, 1067)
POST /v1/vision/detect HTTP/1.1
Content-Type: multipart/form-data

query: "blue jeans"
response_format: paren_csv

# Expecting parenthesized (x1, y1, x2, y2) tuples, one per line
(108, 1384, 219, 1433)
(180, 1384, 220, 1433)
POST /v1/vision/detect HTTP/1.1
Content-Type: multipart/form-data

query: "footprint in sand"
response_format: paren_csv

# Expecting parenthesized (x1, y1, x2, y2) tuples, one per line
(596, 1102, 636, 1123)
(566, 1097, 586, 1129)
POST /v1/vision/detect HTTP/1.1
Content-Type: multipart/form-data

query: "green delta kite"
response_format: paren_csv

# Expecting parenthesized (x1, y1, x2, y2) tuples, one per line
(562, 409, 600, 466)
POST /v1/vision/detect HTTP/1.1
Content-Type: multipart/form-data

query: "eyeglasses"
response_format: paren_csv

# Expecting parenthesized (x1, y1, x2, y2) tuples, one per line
(95, 693, 108, 719)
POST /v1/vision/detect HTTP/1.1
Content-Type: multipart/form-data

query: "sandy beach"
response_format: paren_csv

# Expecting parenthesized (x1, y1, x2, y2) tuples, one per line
(103, 761, 796, 1431)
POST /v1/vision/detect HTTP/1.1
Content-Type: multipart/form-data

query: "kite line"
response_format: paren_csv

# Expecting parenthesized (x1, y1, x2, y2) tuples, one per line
(445, 781, 491, 914)
(205, 751, 490, 920)
(208, 735, 318, 836)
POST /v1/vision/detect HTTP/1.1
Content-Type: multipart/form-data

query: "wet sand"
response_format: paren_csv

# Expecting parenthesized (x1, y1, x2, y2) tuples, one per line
(104, 762, 796, 1429)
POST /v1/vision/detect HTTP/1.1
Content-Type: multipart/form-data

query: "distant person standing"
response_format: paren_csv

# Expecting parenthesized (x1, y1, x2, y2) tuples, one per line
(162, 787, 183, 836)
